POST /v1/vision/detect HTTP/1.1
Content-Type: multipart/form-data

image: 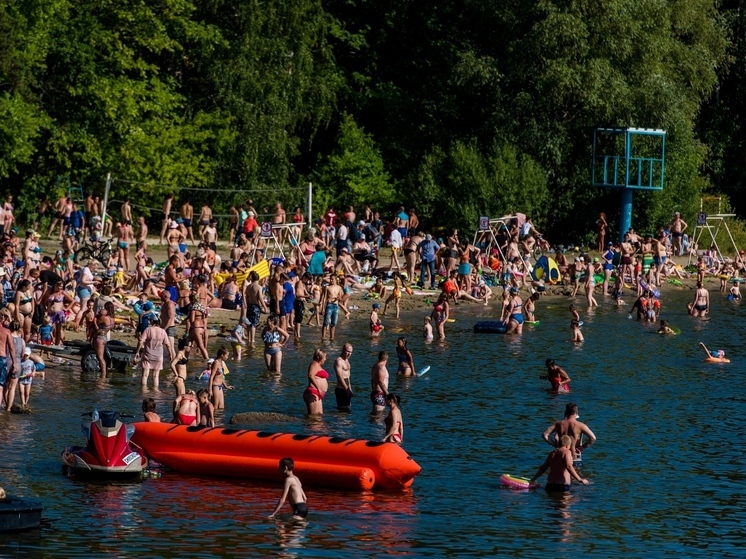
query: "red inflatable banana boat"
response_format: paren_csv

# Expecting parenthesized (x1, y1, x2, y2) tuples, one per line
(130, 423, 422, 491)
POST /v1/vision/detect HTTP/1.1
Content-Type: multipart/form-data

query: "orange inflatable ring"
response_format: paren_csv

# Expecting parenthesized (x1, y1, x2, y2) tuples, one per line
(131, 423, 422, 491)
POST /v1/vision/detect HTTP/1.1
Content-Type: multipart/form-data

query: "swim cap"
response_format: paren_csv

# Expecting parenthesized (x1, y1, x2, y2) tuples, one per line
(717, 350, 725, 358)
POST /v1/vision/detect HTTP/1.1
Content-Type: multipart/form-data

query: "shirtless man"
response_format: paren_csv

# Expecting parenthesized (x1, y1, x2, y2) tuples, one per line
(198, 203, 213, 236)
(0, 320, 16, 408)
(652, 233, 668, 286)
(164, 255, 181, 303)
(320, 275, 343, 342)
(269, 457, 308, 520)
(121, 198, 133, 224)
(181, 200, 194, 244)
(273, 202, 286, 245)
(202, 219, 218, 252)
(370, 350, 389, 412)
(84, 193, 96, 235)
(669, 212, 688, 256)
(159, 194, 174, 244)
(136, 216, 148, 249)
(117, 220, 133, 272)
(160, 289, 177, 356)
(530, 435, 590, 492)
(334, 343, 354, 411)
(242, 271, 268, 343)
(542, 403, 597, 459)
(268, 265, 286, 326)
(620, 233, 636, 288)
(47, 195, 68, 239)
(689, 280, 709, 317)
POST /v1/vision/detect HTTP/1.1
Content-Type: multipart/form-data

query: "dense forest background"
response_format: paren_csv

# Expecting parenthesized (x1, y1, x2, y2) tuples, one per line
(1, 0, 744, 242)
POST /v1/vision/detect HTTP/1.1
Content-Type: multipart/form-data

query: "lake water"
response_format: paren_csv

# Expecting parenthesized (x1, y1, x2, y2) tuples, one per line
(1, 287, 744, 558)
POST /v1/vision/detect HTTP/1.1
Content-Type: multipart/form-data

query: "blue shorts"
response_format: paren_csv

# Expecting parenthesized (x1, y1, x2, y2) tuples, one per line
(166, 285, 179, 302)
(0, 356, 6, 385)
(76, 286, 92, 300)
(398, 227, 407, 238)
(323, 303, 339, 327)
(653, 255, 667, 266)
(183, 219, 192, 228)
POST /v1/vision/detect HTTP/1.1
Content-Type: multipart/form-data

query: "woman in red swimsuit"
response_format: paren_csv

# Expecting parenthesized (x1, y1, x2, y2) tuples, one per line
(303, 349, 329, 414)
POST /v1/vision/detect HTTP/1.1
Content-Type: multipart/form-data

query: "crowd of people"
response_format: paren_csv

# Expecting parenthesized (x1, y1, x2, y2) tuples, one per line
(0, 194, 738, 504)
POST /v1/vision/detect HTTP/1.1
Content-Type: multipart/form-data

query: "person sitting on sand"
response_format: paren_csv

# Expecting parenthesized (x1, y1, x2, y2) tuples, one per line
(700, 342, 730, 363)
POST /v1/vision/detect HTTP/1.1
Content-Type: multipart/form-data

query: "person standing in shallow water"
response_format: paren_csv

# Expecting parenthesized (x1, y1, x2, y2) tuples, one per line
(530, 435, 590, 492)
(334, 343, 354, 411)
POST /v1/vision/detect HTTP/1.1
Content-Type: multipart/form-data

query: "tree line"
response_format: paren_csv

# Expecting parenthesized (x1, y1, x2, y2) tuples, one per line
(0, 0, 743, 242)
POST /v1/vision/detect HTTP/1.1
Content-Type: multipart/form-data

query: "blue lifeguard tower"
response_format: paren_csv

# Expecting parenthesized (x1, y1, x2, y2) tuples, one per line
(592, 127, 666, 240)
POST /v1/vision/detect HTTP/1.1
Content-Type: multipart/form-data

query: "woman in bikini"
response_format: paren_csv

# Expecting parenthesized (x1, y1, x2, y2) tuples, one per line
(188, 293, 210, 359)
(262, 315, 289, 374)
(210, 275, 239, 310)
(303, 349, 329, 414)
(14, 279, 35, 342)
(505, 287, 524, 334)
(174, 389, 200, 426)
(295, 232, 316, 268)
(208, 346, 232, 410)
(94, 305, 114, 377)
(395, 337, 416, 376)
(430, 293, 449, 341)
(689, 281, 710, 317)
(170, 338, 192, 396)
(383, 394, 404, 444)
(45, 281, 74, 346)
(403, 233, 422, 282)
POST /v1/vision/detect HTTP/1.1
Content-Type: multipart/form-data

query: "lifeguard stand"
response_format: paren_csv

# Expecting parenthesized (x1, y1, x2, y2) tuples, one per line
(592, 127, 666, 240)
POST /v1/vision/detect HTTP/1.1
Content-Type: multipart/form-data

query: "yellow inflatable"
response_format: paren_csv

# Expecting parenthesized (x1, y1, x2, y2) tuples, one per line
(214, 259, 270, 288)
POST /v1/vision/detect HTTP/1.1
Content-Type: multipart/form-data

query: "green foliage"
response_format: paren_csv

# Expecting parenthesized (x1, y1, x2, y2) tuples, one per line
(411, 141, 549, 231)
(314, 114, 393, 211)
(0, 0, 743, 244)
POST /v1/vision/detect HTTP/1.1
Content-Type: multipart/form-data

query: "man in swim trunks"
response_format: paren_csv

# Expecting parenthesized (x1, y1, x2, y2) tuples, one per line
(542, 403, 597, 460)
(320, 275, 343, 342)
(669, 212, 688, 256)
(0, 319, 15, 410)
(181, 199, 194, 244)
(370, 350, 390, 412)
(530, 435, 589, 492)
(269, 457, 308, 520)
(334, 343, 354, 411)
(242, 271, 267, 343)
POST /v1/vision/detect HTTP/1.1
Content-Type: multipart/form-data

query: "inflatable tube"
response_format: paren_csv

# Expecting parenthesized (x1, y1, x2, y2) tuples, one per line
(500, 474, 539, 490)
(473, 321, 507, 334)
(667, 279, 683, 286)
(524, 320, 540, 326)
(130, 423, 421, 491)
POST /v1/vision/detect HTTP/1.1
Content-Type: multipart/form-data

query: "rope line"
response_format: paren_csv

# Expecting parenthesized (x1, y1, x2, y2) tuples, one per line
(111, 178, 306, 193)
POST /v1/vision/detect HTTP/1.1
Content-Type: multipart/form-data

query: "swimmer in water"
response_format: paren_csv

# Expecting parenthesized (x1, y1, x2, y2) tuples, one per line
(269, 457, 308, 520)
(530, 435, 590, 492)
(423, 316, 433, 341)
(369, 303, 384, 337)
(729, 280, 741, 301)
(657, 319, 675, 335)
(542, 403, 597, 459)
(571, 320, 584, 343)
(569, 304, 580, 323)
(395, 337, 415, 376)
(700, 342, 730, 363)
(543, 359, 571, 392)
